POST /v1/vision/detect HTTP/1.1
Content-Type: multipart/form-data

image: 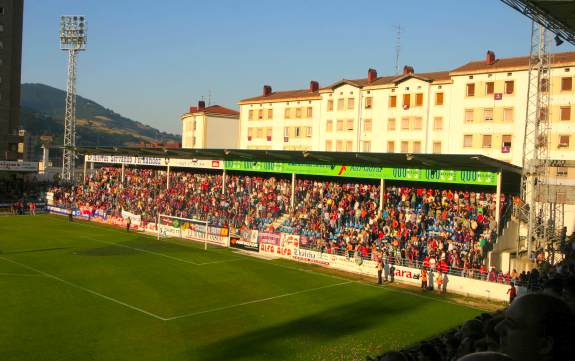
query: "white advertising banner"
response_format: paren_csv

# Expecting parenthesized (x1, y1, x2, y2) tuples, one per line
(121, 209, 142, 226)
(0, 161, 38, 172)
(85, 154, 223, 170)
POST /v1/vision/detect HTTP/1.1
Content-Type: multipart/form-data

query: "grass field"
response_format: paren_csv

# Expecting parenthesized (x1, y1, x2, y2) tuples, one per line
(0, 215, 482, 361)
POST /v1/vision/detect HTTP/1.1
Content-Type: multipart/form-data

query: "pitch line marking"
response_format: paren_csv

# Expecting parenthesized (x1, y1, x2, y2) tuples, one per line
(0, 256, 167, 321)
(165, 281, 354, 321)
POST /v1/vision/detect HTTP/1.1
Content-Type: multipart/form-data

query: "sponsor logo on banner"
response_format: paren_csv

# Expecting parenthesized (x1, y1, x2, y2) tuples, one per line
(230, 236, 259, 252)
(47, 205, 79, 216)
(280, 234, 300, 248)
(292, 248, 330, 266)
(0, 161, 38, 172)
(258, 231, 281, 246)
(86, 154, 223, 170)
(259, 244, 292, 257)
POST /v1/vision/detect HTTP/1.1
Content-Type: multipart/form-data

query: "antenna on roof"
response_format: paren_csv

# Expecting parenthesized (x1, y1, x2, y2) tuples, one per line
(395, 25, 401, 75)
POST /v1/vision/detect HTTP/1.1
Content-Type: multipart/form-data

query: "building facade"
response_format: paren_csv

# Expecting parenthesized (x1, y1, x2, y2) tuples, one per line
(237, 50, 575, 230)
(0, 0, 23, 161)
(181, 101, 239, 149)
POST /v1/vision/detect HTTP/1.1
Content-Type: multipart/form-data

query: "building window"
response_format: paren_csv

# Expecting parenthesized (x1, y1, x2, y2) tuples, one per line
(400, 141, 409, 153)
(363, 119, 372, 132)
(540, 106, 548, 120)
(256, 128, 263, 138)
(337, 98, 345, 111)
(346, 119, 354, 131)
(389, 95, 397, 108)
(284, 127, 289, 138)
(295, 127, 301, 137)
(505, 80, 514, 94)
(413, 117, 422, 130)
(484, 108, 493, 121)
(248, 110, 254, 120)
(363, 141, 371, 152)
(433, 142, 442, 154)
(306, 107, 313, 118)
(387, 141, 395, 153)
(284, 108, 291, 119)
(387, 118, 396, 131)
(401, 117, 410, 130)
(327, 100, 334, 111)
(559, 135, 570, 148)
(365, 97, 372, 109)
(466, 83, 475, 96)
(557, 168, 568, 177)
(345, 141, 353, 151)
(336, 119, 344, 131)
(413, 141, 421, 153)
(502, 135, 512, 152)
(485, 82, 494, 95)
(464, 135, 473, 148)
(347, 98, 355, 110)
(561, 106, 571, 121)
(415, 93, 423, 106)
(503, 107, 514, 122)
(326, 120, 333, 132)
(482, 135, 492, 148)
(435, 92, 444, 105)
(465, 109, 474, 123)
(326, 140, 332, 151)
(267, 109, 273, 119)
(266, 128, 272, 141)
(403, 94, 410, 108)
(433, 117, 443, 130)
(562, 77, 573, 91)
(336, 140, 343, 151)
(295, 107, 302, 119)
(306, 127, 312, 137)
(258, 109, 263, 120)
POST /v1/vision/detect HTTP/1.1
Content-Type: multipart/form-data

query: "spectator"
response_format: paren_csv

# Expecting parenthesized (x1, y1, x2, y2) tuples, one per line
(494, 293, 575, 361)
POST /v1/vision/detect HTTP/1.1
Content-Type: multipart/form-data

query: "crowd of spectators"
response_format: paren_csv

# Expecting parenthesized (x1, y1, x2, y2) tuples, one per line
(281, 179, 511, 282)
(0, 177, 49, 214)
(369, 236, 575, 361)
(50, 166, 291, 230)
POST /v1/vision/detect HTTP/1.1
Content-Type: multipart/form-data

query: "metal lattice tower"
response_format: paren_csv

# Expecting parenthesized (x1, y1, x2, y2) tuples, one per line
(60, 16, 87, 182)
(518, 21, 563, 260)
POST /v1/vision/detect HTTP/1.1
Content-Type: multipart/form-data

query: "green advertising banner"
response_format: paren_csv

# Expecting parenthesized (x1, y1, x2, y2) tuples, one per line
(224, 160, 498, 186)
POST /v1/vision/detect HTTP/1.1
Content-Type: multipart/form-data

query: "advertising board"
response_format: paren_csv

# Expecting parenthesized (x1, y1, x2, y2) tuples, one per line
(257, 231, 281, 246)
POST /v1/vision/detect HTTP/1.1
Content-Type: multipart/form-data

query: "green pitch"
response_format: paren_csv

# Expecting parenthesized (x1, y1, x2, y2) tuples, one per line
(0, 215, 480, 361)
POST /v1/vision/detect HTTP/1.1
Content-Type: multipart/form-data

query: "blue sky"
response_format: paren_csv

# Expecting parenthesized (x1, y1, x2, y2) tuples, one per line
(22, 0, 574, 135)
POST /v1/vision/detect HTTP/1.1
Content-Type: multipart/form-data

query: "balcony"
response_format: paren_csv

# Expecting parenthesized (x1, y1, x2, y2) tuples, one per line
(266, 136, 272, 141)
(247, 136, 252, 141)
(501, 146, 510, 153)
(284, 137, 289, 142)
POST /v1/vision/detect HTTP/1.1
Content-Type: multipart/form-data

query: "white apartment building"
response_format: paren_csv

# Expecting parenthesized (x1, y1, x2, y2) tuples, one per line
(181, 101, 239, 149)
(237, 50, 575, 230)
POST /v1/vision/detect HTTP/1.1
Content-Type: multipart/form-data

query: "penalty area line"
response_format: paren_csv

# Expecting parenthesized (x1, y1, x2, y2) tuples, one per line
(0, 256, 167, 321)
(165, 280, 354, 321)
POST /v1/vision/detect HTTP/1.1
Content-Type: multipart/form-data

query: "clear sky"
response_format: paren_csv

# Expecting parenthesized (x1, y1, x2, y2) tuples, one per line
(21, 0, 574, 135)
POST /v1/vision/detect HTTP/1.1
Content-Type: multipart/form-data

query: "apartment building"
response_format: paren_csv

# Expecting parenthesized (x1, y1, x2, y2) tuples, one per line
(181, 101, 239, 149)
(238, 82, 321, 150)
(0, 0, 23, 160)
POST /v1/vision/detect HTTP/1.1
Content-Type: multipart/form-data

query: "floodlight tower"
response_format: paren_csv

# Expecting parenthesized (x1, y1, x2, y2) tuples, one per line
(59, 15, 87, 182)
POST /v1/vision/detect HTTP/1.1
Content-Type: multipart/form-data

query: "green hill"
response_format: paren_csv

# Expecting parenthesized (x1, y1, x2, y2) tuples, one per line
(20, 83, 180, 147)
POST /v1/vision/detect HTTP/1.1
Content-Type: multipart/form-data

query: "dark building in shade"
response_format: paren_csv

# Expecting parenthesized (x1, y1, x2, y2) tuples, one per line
(0, 0, 23, 160)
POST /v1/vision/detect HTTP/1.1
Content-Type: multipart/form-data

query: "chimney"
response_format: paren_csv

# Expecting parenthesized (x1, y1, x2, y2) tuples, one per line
(309, 80, 319, 92)
(263, 85, 272, 96)
(403, 65, 414, 75)
(198, 100, 206, 110)
(367, 68, 378, 83)
(486, 50, 496, 65)
(189, 106, 198, 113)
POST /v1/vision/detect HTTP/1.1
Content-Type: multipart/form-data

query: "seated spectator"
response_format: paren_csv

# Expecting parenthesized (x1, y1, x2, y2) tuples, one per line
(494, 293, 575, 361)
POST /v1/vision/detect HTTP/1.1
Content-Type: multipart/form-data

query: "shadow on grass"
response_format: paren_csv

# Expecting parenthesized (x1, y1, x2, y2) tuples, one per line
(195, 293, 422, 361)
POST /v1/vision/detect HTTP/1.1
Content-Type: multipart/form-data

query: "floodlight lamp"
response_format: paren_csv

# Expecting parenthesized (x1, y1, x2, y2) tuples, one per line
(555, 34, 564, 46)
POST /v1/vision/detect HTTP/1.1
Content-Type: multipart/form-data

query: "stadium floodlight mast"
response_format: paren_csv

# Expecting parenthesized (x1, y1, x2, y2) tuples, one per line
(60, 15, 87, 182)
